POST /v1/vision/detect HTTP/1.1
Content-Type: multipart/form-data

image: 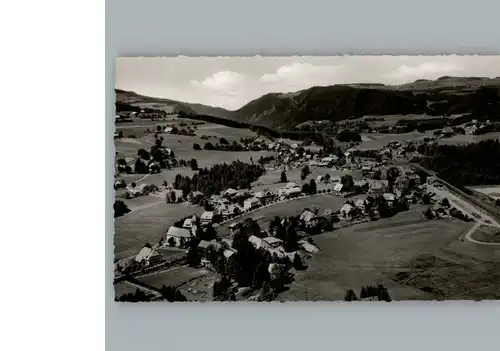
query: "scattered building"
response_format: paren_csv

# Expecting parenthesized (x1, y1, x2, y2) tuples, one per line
(165, 226, 193, 247)
(243, 197, 261, 211)
(134, 245, 163, 266)
(201, 211, 214, 225)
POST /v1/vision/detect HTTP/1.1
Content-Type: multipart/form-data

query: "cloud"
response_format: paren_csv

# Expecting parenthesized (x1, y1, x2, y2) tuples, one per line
(260, 63, 343, 87)
(386, 61, 464, 82)
(191, 71, 247, 91)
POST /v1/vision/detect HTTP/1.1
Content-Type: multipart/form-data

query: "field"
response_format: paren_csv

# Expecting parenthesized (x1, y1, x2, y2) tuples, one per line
(357, 131, 432, 150)
(438, 132, 500, 145)
(278, 208, 500, 301)
(114, 118, 280, 260)
(113, 281, 146, 297)
(469, 226, 500, 244)
(136, 266, 213, 290)
(468, 185, 500, 200)
(114, 203, 204, 260)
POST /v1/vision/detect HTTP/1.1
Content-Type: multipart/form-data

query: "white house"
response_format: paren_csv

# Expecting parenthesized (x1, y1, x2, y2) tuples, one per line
(243, 197, 261, 211)
(134, 246, 162, 266)
(382, 193, 396, 206)
(201, 211, 214, 225)
(333, 183, 344, 194)
(340, 203, 355, 219)
(164, 127, 173, 133)
(165, 226, 193, 247)
(300, 209, 316, 224)
(182, 218, 194, 230)
(285, 186, 302, 197)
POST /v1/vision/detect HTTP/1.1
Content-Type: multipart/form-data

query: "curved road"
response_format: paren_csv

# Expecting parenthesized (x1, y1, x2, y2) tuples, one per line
(398, 161, 500, 246)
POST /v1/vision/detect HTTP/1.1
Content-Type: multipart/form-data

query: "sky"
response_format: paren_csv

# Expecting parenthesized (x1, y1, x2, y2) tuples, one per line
(116, 56, 500, 111)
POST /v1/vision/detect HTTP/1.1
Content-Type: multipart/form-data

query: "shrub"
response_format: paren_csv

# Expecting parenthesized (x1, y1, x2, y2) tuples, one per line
(193, 143, 202, 150)
(190, 158, 199, 170)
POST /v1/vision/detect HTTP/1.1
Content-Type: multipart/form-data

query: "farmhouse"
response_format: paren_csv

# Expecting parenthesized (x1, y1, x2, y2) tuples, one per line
(243, 197, 261, 211)
(333, 183, 344, 194)
(300, 209, 317, 224)
(182, 218, 193, 229)
(165, 226, 193, 247)
(164, 127, 173, 133)
(382, 193, 396, 206)
(284, 186, 302, 198)
(201, 211, 214, 225)
(134, 245, 163, 266)
(340, 203, 355, 219)
(254, 190, 273, 204)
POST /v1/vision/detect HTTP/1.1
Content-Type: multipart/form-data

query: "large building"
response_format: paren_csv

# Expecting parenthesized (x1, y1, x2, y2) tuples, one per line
(165, 226, 193, 247)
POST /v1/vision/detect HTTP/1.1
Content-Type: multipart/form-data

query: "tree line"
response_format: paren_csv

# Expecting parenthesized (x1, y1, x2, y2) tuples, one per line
(173, 161, 266, 196)
(418, 139, 500, 186)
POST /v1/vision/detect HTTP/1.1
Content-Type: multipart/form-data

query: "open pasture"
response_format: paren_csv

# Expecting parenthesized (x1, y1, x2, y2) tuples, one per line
(278, 210, 498, 301)
(439, 132, 500, 145)
(358, 132, 431, 150)
(136, 266, 213, 290)
(114, 203, 204, 260)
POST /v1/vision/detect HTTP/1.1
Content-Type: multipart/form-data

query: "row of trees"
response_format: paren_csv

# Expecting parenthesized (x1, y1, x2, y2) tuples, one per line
(173, 161, 266, 196)
(344, 285, 392, 302)
(193, 139, 247, 152)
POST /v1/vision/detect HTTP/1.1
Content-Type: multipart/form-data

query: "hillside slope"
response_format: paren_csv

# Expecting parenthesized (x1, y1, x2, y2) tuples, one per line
(115, 89, 233, 118)
(232, 77, 500, 128)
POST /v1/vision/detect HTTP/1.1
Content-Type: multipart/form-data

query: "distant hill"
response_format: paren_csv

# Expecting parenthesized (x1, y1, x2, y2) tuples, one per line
(231, 77, 500, 128)
(115, 76, 500, 129)
(115, 89, 233, 118)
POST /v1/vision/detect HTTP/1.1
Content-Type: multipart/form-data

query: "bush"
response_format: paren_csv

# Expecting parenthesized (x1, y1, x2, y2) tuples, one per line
(114, 200, 131, 218)
(204, 142, 216, 150)
(280, 171, 287, 183)
(337, 129, 361, 143)
(193, 143, 202, 150)
(190, 158, 199, 170)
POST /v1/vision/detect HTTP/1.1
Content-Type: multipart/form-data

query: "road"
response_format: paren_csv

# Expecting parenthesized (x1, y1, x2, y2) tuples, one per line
(397, 161, 500, 246)
(409, 163, 500, 223)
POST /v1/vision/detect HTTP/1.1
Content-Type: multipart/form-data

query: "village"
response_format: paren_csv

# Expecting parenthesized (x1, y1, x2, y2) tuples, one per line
(113, 121, 482, 302)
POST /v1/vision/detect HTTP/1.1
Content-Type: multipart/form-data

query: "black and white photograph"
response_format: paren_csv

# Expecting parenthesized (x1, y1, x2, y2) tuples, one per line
(113, 55, 500, 302)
